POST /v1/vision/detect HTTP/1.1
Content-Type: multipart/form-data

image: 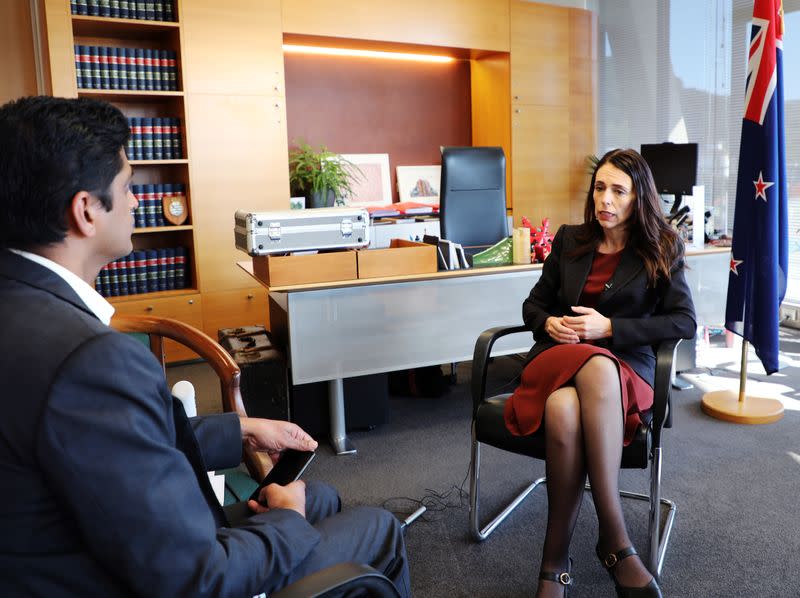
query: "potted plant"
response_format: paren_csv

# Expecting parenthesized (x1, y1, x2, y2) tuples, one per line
(288, 141, 362, 208)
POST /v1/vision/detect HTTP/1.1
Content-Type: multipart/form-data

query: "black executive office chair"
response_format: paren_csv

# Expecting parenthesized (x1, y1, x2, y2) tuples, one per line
(439, 146, 509, 255)
(468, 325, 681, 578)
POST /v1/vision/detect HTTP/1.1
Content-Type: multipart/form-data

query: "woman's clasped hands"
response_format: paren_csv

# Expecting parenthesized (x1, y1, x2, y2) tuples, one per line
(546, 306, 612, 344)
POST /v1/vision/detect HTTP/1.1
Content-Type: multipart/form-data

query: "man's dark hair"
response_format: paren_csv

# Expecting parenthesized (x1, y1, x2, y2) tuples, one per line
(0, 96, 130, 248)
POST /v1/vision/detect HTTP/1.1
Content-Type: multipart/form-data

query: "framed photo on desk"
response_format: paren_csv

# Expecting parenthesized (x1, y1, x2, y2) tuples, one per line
(335, 153, 392, 207)
(396, 165, 441, 206)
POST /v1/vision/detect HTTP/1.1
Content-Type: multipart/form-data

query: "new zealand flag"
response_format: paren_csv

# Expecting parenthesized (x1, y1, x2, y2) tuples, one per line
(725, 0, 788, 374)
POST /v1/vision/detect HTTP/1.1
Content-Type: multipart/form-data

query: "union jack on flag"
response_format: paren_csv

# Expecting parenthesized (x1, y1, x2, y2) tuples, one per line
(725, 0, 788, 374)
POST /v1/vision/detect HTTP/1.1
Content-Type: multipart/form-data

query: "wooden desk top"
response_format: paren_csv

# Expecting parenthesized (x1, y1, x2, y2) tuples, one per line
(237, 260, 542, 293)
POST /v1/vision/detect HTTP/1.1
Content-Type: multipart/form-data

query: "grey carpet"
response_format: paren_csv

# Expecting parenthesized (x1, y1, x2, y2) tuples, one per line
(168, 330, 800, 597)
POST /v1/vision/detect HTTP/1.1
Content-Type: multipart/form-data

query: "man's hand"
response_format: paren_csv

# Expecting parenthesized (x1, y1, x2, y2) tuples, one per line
(247, 480, 306, 517)
(562, 306, 612, 340)
(545, 316, 580, 344)
(240, 418, 318, 463)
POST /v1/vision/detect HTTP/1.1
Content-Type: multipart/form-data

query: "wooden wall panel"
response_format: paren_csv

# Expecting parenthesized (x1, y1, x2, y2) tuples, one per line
(281, 0, 510, 52)
(41, 0, 77, 97)
(181, 0, 284, 96)
(187, 93, 289, 292)
(284, 54, 472, 202)
(0, 0, 38, 103)
(470, 53, 512, 208)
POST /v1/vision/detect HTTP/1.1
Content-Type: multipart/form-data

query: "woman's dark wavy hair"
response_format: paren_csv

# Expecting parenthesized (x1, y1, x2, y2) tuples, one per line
(0, 96, 129, 248)
(571, 148, 683, 286)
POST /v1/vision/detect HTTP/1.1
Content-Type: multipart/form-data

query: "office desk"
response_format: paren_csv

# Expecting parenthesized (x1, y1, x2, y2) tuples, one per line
(239, 247, 729, 455)
(241, 262, 542, 454)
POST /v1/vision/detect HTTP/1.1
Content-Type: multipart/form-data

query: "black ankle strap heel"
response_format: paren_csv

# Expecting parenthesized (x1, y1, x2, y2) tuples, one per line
(538, 558, 572, 597)
(595, 545, 663, 598)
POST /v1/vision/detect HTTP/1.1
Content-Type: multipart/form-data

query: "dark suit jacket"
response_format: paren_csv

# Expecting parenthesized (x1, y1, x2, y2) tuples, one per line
(522, 224, 697, 386)
(0, 250, 320, 597)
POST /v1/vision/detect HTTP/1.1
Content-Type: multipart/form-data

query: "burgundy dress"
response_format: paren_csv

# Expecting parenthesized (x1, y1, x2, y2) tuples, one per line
(504, 250, 654, 446)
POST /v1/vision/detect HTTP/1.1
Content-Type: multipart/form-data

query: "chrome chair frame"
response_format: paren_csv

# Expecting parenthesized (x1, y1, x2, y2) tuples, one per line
(468, 325, 680, 577)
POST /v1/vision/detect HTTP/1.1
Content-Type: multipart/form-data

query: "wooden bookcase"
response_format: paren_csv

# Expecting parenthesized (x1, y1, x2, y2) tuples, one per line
(41, 0, 201, 361)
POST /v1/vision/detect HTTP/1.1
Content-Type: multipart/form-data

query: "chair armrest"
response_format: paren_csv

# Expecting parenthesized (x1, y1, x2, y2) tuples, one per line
(471, 325, 530, 416)
(271, 562, 400, 598)
(651, 338, 681, 448)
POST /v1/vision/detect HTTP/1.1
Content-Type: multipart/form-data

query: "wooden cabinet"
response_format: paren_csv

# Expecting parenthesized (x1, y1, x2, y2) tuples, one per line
(114, 292, 203, 361)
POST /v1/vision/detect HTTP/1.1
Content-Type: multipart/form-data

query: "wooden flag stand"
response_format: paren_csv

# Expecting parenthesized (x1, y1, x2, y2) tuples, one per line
(701, 340, 784, 424)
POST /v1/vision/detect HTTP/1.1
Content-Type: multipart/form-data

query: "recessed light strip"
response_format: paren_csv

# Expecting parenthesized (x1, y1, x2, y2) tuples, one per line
(282, 44, 455, 64)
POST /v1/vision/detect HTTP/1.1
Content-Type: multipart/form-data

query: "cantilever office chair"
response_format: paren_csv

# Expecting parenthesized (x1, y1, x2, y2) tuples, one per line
(468, 325, 681, 577)
(439, 146, 509, 254)
(110, 314, 400, 598)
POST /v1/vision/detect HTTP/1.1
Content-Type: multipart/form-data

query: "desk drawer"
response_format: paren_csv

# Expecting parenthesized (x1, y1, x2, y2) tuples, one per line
(114, 294, 203, 362)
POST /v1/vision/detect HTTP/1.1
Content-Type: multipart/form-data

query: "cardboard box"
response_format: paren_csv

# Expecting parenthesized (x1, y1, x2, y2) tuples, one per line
(252, 250, 357, 287)
(357, 239, 437, 279)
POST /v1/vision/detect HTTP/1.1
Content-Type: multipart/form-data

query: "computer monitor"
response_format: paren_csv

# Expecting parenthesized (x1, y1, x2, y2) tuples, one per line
(640, 142, 698, 213)
(439, 146, 508, 254)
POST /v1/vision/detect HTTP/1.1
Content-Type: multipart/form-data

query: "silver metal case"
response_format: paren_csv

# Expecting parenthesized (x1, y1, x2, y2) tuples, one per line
(234, 207, 370, 256)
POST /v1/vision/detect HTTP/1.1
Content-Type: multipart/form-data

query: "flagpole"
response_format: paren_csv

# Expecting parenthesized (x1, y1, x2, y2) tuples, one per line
(701, 340, 784, 424)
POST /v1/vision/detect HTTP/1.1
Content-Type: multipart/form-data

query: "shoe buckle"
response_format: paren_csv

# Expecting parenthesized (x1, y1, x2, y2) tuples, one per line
(603, 553, 618, 568)
(558, 572, 572, 586)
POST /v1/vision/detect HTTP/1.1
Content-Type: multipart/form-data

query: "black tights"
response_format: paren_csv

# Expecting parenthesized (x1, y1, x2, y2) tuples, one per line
(535, 356, 653, 598)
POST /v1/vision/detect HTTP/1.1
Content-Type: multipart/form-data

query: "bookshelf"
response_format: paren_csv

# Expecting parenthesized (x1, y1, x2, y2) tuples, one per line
(41, 0, 201, 361)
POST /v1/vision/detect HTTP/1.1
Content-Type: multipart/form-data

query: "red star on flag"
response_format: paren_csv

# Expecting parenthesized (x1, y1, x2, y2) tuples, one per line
(753, 171, 774, 201)
(730, 254, 743, 275)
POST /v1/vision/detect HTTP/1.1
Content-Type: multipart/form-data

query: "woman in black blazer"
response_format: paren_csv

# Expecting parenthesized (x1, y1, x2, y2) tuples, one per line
(505, 149, 696, 598)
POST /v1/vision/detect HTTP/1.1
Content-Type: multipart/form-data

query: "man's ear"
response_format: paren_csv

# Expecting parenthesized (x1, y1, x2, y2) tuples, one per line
(68, 191, 99, 238)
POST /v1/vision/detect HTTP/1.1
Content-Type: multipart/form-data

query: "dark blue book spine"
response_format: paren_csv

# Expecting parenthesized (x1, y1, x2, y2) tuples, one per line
(129, 117, 142, 161)
(155, 183, 166, 226)
(98, 46, 110, 89)
(170, 118, 182, 159)
(143, 48, 154, 91)
(156, 249, 168, 291)
(161, 118, 172, 159)
(117, 256, 130, 296)
(110, 0, 120, 18)
(74, 45, 83, 89)
(71, 0, 78, 15)
(94, 267, 105, 297)
(152, 118, 163, 160)
(124, 48, 135, 90)
(89, 46, 100, 89)
(76, 0, 88, 15)
(154, 0, 164, 21)
(164, 0, 174, 21)
(174, 247, 186, 289)
(119, 0, 130, 19)
(131, 185, 146, 227)
(132, 250, 147, 294)
(156, 50, 167, 91)
(88, 0, 100, 16)
(167, 50, 178, 90)
(145, 250, 159, 292)
(141, 118, 153, 161)
(143, 184, 157, 226)
(134, 48, 145, 90)
(165, 248, 176, 290)
(108, 261, 120, 296)
(145, 0, 155, 20)
(99, 0, 111, 17)
(109, 47, 120, 89)
(125, 118, 134, 161)
(135, 0, 146, 20)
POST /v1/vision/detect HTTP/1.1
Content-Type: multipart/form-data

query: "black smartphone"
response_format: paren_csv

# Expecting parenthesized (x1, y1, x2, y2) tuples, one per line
(248, 449, 316, 503)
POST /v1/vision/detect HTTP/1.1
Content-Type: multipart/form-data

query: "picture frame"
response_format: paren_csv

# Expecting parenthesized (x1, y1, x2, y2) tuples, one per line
(396, 165, 441, 205)
(334, 153, 392, 206)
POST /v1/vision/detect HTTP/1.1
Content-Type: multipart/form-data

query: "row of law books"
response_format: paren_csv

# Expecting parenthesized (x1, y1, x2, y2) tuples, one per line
(422, 235, 470, 271)
(94, 247, 187, 297)
(71, 0, 176, 21)
(126, 117, 183, 161)
(74, 45, 179, 91)
(132, 183, 186, 228)
(365, 202, 439, 219)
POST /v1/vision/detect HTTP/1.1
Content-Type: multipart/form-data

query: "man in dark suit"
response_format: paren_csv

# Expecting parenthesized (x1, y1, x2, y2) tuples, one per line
(0, 96, 410, 597)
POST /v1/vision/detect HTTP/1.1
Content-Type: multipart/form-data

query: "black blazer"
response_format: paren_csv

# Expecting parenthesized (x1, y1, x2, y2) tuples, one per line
(0, 250, 321, 597)
(522, 224, 697, 387)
